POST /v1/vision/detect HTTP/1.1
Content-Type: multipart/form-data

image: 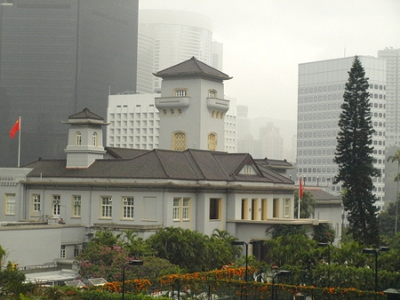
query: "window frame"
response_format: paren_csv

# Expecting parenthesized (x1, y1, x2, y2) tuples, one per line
(5, 193, 16, 215)
(173, 131, 187, 151)
(76, 131, 82, 145)
(32, 194, 41, 214)
(72, 195, 81, 218)
(122, 197, 134, 219)
(53, 195, 61, 216)
(101, 196, 112, 218)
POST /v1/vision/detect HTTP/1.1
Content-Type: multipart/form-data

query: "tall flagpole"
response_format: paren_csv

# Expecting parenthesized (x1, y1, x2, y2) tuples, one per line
(298, 177, 302, 219)
(18, 116, 21, 167)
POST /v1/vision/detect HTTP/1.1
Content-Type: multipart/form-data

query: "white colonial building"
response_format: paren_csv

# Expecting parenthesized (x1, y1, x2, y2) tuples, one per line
(0, 58, 329, 270)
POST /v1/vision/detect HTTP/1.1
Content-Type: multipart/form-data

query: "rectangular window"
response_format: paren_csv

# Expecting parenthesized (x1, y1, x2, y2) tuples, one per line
(32, 194, 41, 213)
(210, 198, 221, 220)
(60, 245, 66, 258)
(173, 197, 191, 221)
(5, 194, 16, 215)
(175, 89, 187, 97)
(241, 198, 248, 220)
(122, 197, 134, 219)
(261, 199, 268, 220)
(173, 198, 180, 220)
(53, 195, 61, 215)
(72, 195, 81, 217)
(101, 196, 112, 218)
(284, 198, 291, 218)
(182, 198, 190, 220)
(273, 198, 279, 218)
(74, 245, 82, 257)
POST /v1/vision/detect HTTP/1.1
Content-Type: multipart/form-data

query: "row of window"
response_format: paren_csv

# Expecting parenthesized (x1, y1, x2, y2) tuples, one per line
(172, 132, 218, 151)
(75, 132, 98, 146)
(173, 88, 218, 98)
(241, 198, 292, 220)
(299, 83, 385, 95)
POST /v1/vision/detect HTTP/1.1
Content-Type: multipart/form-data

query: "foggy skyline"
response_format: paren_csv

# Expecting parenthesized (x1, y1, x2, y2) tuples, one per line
(140, 0, 400, 121)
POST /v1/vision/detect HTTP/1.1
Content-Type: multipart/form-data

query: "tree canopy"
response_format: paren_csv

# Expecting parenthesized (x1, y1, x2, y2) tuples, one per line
(334, 56, 379, 247)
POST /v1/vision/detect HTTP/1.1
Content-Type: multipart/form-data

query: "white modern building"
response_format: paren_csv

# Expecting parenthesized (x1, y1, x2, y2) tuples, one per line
(137, 9, 222, 94)
(297, 56, 386, 209)
(378, 48, 400, 147)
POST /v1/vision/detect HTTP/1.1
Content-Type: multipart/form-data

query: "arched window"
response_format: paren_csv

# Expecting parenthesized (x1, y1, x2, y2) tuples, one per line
(173, 132, 186, 151)
(76, 132, 82, 145)
(92, 132, 98, 146)
(208, 133, 217, 151)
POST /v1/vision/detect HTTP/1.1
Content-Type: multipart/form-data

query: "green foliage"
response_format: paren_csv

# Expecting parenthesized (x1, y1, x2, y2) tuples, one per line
(334, 56, 379, 247)
(0, 268, 33, 298)
(378, 201, 400, 238)
(78, 243, 132, 281)
(294, 190, 316, 218)
(313, 223, 335, 243)
(146, 227, 236, 272)
(120, 229, 154, 257)
(266, 224, 307, 238)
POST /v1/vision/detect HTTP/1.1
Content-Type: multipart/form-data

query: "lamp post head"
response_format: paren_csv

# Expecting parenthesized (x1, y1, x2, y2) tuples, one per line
(276, 270, 291, 276)
(317, 242, 329, 247)
(362, 248, 376, 254)
(127, 259, 143, 266)
(231, 241, 246, 246)
(378, 246, 390, 252)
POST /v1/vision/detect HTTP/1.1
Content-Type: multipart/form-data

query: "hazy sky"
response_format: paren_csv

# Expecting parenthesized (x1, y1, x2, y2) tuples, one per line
(139, 0, 400, 121)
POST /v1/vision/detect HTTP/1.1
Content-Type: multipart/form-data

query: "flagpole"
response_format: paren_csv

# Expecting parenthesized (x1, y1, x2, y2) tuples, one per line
(18, 116, 21, 167)
(298, 177, 302, 219)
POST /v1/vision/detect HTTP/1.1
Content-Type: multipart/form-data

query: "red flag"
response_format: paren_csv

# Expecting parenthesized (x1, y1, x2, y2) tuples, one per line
(9, 119, 20, 139)
(299, 177, 304, 198)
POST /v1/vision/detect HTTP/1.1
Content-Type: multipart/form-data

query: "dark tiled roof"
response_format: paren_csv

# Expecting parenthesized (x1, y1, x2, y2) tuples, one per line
(25, 148, 293, 185)
(154, 56, 232, 81)
(305, 188, 341, 202)
(105, 147, 150, 159)
(254, 158, 294, 169)
(68, 108, 104, 120)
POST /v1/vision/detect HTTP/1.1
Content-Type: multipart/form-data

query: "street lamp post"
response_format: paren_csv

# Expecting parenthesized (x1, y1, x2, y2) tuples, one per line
(232, 240, 263, 282)
(271, 270, 291, 300)
(362, 246, 389, 300)
(122, 259, 143, 300)
(318, 242, 331, 286)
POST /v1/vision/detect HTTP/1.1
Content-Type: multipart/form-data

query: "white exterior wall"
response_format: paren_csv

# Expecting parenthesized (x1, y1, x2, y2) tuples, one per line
(157, 77, 227, 151)
(297, 56, 386, 209)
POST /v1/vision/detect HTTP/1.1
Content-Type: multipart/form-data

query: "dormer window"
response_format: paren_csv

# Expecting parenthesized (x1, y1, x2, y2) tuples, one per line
(174, 89, 187, 97)
(76, 132, 82, 145)
(240, 164, 257, 175)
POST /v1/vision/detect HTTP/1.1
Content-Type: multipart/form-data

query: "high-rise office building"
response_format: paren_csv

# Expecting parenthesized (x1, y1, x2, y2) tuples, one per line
(137, 9, 221, 93)
(0, 0, 138, 167)
(378, 48, 400, 146)
(297, 56, 386, 209)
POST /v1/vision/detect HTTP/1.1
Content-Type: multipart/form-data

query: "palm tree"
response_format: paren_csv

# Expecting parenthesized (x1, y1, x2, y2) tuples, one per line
(387, 149, 400, 234)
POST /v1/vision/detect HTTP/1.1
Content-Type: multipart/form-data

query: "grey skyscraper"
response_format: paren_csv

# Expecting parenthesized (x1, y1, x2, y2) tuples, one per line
(297, 56, 386, 209)
(0, 0, 138, 166)
(378, 48, 400, 147)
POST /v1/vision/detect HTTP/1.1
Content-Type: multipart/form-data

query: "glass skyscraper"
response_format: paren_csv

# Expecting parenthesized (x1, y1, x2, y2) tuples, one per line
(0, 0, 138, 166)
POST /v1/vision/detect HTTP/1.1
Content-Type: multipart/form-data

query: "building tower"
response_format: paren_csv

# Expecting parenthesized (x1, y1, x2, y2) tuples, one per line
(64, 108, 108, 168)
(297, 56, 386, 209)
(154, 57, 232, 151)
(0, 0, 138, 167)
(378, 48, 400, 146)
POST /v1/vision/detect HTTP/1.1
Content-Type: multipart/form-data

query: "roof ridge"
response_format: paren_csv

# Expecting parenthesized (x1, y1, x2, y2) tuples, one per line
(186, 149, 207, 179)
(153, 149, 169, 178)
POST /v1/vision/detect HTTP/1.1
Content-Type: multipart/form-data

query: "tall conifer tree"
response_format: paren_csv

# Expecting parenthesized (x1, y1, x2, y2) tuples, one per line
(334, 56, 379, 246)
